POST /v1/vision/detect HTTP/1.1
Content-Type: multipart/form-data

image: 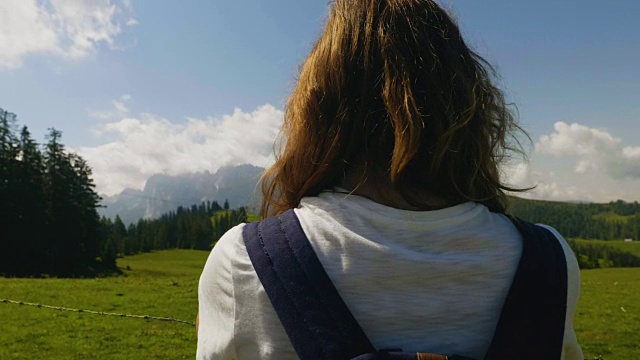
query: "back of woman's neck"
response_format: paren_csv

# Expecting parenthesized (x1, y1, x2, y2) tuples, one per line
(338, 175, 456, 211)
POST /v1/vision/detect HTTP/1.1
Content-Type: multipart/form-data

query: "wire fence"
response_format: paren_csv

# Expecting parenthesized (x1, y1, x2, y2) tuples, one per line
(1, 298, 611, 359)
(1, 298, 195, 326)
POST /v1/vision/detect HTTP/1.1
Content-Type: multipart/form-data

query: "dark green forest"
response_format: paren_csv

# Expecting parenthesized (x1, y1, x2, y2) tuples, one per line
(508, 197, 640, 241)
(103, 202, 247, 257)
(508, 197, 640, 268)
(1, 108, 110, 276)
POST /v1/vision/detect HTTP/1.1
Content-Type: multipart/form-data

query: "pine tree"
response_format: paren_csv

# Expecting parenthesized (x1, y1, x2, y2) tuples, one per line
(0, 111, 114, 276)
(69, 154, 103, 269)
(14, 127, 48, 274)
(0, 109, 20, 274)
(42, 129, 106, 275)
(126, 223, 138, 255)
(43, 128, 76, 274)
(112, 215, 127, 255)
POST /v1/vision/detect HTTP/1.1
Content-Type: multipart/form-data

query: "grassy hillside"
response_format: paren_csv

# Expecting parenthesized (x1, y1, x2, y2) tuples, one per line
(210, 209, 259, 224)
(592, 212, 634, 224)
(573, 239, 640, 258)
(1, 250, 638, 359)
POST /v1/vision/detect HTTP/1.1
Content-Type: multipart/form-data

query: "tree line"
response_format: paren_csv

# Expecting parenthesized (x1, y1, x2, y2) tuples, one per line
(566, 239, 640, 269)
(1, 108, 112, 277)
(101, 200, 248, 256)
(509, 197, 640, 269)
(508, 197, 640, 241)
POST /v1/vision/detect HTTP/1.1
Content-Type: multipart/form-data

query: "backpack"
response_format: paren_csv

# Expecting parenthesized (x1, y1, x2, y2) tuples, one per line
(242, 209, 568, 360)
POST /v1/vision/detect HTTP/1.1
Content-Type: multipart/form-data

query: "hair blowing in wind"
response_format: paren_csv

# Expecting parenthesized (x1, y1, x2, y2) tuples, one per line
(261, 0, 527, 218)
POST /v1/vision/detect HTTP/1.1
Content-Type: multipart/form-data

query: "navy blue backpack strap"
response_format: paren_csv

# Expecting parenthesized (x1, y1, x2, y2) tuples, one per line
(244, 211, 568, 360)
(484, 218, 568, 360)
(243, 209, 376, 360)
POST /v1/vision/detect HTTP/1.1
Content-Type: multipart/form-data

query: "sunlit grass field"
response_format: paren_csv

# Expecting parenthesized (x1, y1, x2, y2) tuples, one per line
(0, 250, 206, 359)
(1, 249, 639, 359)
(575, 268, 640, 359)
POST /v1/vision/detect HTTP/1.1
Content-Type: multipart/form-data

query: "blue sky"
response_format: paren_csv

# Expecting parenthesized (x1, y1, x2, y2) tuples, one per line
(1, 0, 639, 201)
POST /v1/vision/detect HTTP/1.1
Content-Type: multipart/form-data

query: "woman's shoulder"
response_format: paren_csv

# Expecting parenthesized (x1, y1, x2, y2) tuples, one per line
(207, 224, 246, 262)
(531, 223, 580, 273)
(199, 224, 247, 293)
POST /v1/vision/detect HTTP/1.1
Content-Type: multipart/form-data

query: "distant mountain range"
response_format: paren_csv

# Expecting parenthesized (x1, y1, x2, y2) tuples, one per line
(99, 164, 264, 224)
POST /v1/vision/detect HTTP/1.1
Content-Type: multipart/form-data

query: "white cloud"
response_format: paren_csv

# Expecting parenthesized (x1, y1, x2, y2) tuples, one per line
(536, 122, 620, 157)
(76, 103, 284, 196)
(526, 181, 593, 202)
(535, 121, 640, 179)
(0, 0, 135, 69)
(502, 161, 596, 202)
(87, 94, 131, 121)
(622, 146, 640, 160)
(503, 121, 640, 203)
(112, 97, 130, 114)
(501, 161, 531, 188)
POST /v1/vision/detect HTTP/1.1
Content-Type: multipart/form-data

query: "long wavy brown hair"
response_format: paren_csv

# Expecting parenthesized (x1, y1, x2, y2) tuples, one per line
(261, 0, 527, 218)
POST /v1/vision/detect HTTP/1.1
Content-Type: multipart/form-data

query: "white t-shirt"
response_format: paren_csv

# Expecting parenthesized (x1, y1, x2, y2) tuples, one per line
(197, 191, 583, 360)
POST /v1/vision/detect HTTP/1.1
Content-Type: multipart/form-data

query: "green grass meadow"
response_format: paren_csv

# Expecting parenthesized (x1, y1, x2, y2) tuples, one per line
(1, 249, 639, 359)
(0, 250, 207, 359)
(575, 268, 640, 359)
